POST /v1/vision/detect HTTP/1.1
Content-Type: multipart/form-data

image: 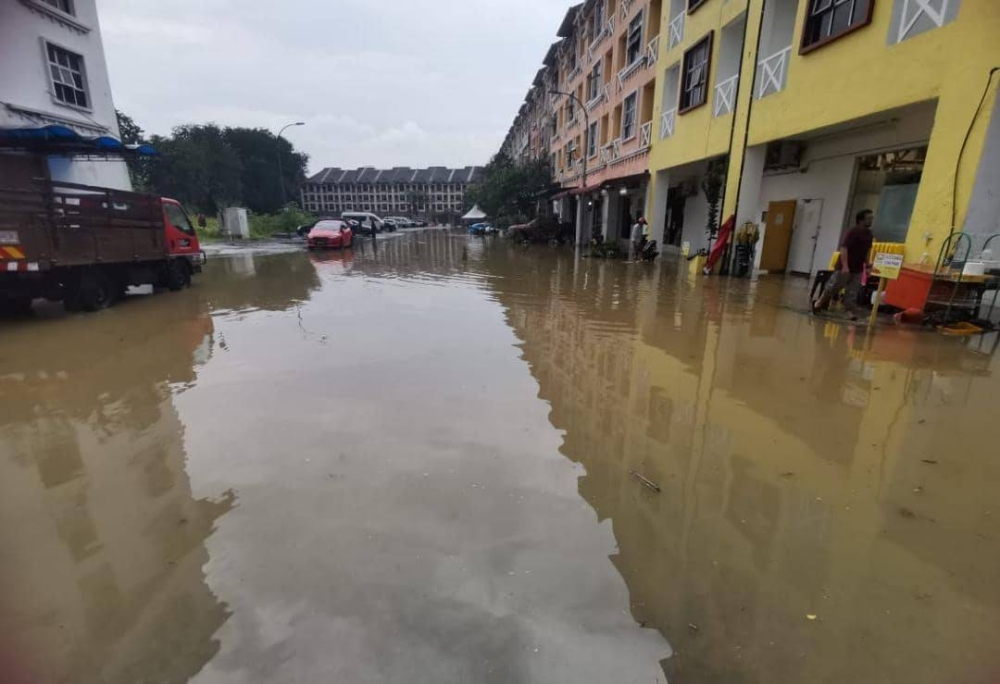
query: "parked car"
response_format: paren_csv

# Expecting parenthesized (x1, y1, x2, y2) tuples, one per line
(387, 216, 415, 228)
(307, 219, 354, 250)
(467, 222, 496, 236)
(342, 211, 390, 234)
(508, 216, 575, 244)
(411, 218, 428, 227)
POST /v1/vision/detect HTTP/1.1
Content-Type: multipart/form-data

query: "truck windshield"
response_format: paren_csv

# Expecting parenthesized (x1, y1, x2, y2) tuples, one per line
(164, 203, 195, 235)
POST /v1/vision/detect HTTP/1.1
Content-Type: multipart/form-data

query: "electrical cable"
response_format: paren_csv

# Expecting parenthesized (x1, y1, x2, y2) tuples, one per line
(951, 66, 999, 236)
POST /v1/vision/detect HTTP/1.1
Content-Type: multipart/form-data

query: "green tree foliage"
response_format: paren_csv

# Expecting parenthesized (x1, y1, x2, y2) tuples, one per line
(465, 153, 552, 227)
(115, 109, 152, 190)
(115, 112, 309, 215)
(223, 127, 308, 214)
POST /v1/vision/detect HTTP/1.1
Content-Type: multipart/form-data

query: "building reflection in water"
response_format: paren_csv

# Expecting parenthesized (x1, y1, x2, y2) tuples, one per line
(0, 283, 241, 684)
(482, 243, 1000, 684)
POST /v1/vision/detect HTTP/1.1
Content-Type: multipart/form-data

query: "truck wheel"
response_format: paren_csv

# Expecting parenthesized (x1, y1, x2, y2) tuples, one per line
(165, 260, 191, 291)
(0, 297, 33, 317)
(68, 271, 113, 312)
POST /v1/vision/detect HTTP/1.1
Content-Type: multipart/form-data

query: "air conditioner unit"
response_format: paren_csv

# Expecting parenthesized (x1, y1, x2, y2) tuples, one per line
(765, 140, 805, 170)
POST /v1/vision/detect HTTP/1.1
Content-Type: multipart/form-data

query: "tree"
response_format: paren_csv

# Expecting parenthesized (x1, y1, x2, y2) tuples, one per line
(223, 127, 309, 214)
(146, 124, 243, 214)
(116, 109, 152, 190)
(465, 153, 552, 228)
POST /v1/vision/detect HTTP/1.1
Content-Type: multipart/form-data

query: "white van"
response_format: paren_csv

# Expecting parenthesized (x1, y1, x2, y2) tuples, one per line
(341, 212, 391, 234)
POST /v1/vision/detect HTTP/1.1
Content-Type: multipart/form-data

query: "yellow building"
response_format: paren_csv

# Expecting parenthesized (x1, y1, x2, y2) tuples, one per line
(645, 0, 1000, 276)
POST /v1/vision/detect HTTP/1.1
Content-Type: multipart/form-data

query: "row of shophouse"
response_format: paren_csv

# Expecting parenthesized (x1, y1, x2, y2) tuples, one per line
(500, 0, 1000, 277)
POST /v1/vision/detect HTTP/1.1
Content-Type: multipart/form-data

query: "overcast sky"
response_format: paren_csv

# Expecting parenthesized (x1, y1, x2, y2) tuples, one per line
(99, 0, 569, 175)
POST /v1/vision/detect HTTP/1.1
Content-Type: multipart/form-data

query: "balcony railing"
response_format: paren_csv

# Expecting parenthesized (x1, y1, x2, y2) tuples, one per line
(713, 74, 739, 117)
(639, 120, 652, 149)
(621, 0, 634, 20)
(587, 16, 615, 63)
(668, 13, 684, 50)
(646, 35, 659, 65)
(659, 107, 676, 139)
(757, 46, 791, 99)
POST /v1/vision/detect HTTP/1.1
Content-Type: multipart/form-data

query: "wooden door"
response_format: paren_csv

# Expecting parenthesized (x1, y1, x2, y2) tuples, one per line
(759, 200, 797, 272)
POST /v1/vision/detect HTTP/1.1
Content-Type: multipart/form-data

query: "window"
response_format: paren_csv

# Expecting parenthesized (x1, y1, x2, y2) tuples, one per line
(41, 0, 74, 13)
(46, 43, 88, 108)
(622, 91, 638, 139)
(687, 0, 708, 12)
(626, 12, 644, 65)
(593, 1, 606, 35)
(164, 203, 195, 236)
(801, 0, 873, 52)
(587, 62, 603, 101)
(587, 121, 599, 158)
(679, 33, 712, 113)
(566, 99, 575, 123)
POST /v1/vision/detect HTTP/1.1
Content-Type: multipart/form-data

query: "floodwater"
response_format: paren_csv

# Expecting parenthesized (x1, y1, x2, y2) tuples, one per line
(2, 228, 999, 684)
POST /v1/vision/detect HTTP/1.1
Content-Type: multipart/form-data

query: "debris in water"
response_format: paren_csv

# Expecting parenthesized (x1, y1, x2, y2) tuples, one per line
(629, 470, 661, 493)
(921, 459, 939, 465)
(779, 471, 795, 478)
(899, 507, 917, 519)
(688, 623, 699, 632)
(806, 614, 818, 621)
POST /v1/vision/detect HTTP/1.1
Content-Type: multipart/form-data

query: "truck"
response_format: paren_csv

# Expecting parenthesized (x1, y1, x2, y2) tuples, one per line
(0, 179, 204, 315)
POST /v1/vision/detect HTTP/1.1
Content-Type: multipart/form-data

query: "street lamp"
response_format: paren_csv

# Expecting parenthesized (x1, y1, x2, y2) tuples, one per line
(276, 121, 305, 207)
(550, 90, 589, 245)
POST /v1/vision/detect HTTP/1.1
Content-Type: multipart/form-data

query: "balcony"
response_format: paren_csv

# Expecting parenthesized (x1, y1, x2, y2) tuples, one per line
(639, 120, 652, 149)
(587, 16, 615, 63)
(646, 35, 659, 65)
(620, 0, 635, 20)
(567, 64, 583, 84)
(668, 13, 684, 50)
(756, 45, 791, 99)
(713, 74, 739, 117)
(659, 107, 676, 139)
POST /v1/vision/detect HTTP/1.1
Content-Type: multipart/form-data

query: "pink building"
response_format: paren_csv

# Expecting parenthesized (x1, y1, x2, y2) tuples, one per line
(503, 0, 662, 244)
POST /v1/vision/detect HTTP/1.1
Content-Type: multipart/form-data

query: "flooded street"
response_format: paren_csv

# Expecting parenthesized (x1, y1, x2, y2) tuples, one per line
(3, 228, 1000, 684)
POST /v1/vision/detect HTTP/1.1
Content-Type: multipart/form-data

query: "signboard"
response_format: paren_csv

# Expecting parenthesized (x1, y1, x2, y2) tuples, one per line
(0, 231, 19, 245)
(871, 252, 903, 280)
(681, 241, 691, 257)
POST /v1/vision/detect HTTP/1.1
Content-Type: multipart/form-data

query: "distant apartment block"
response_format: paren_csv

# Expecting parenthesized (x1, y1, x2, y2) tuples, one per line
(300, 166, 485, 218)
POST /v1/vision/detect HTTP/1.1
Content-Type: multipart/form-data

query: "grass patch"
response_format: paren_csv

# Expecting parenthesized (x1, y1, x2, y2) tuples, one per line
(192, 206, 317, 241)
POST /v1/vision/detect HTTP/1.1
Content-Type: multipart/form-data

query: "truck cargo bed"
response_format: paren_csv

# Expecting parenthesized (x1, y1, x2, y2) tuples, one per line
(0, 180, 165, 269)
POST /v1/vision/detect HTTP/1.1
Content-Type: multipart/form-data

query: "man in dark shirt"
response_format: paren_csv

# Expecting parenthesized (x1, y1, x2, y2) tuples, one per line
(813, 209, 875, 319)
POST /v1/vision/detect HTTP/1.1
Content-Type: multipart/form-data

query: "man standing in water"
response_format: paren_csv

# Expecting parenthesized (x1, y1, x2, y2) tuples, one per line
(813, 209, 875, 320)
(630, 216, 647, 262)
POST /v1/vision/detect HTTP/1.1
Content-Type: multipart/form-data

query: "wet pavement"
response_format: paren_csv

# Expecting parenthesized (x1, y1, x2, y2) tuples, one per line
(2, 229, 999, 684)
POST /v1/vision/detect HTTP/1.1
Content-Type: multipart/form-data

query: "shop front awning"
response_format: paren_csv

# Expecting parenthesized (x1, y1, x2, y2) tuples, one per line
(0, 124, 158, 156)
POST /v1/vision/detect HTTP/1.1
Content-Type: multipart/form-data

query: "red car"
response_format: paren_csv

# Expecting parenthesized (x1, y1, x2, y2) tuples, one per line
(307, 219, 354, 250)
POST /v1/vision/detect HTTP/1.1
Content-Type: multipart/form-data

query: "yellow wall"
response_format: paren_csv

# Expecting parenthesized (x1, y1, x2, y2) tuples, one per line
(648, 0, 1000, 265)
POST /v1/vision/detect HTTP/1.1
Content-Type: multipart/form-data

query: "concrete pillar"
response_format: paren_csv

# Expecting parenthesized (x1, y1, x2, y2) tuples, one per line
(601, 192, 612, 240)
(735, 145, 767, 229)
(648, 169, 670, 246)
(575, 199, 585, 246)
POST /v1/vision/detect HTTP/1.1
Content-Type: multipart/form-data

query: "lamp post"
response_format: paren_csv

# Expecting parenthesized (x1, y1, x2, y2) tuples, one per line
(550, 90, 588, 245)
(275, 121, 304, 207)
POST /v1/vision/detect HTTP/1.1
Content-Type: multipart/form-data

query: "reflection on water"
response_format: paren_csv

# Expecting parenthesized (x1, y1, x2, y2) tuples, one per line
(0, 288, 235, 684)
(3, 230, 999, 683)
(480, 244, 1000, 684)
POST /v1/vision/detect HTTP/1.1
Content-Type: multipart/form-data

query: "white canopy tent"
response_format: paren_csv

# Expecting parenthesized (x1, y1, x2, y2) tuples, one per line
(461, 205, 487, 222)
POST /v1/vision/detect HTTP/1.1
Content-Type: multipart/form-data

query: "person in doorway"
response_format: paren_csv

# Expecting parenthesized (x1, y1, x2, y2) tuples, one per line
(630, 217, 647, 262)
(813, 209, 875, 319)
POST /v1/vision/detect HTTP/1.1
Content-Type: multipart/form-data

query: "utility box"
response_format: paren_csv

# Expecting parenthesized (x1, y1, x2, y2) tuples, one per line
(220, 207, 249, 239)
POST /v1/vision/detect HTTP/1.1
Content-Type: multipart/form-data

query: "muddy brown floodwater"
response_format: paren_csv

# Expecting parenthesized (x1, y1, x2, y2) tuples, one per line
(2, 229, 999, 684)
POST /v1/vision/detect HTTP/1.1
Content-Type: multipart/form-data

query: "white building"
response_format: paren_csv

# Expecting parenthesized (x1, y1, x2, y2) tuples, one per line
(0, 0, 130, 189)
